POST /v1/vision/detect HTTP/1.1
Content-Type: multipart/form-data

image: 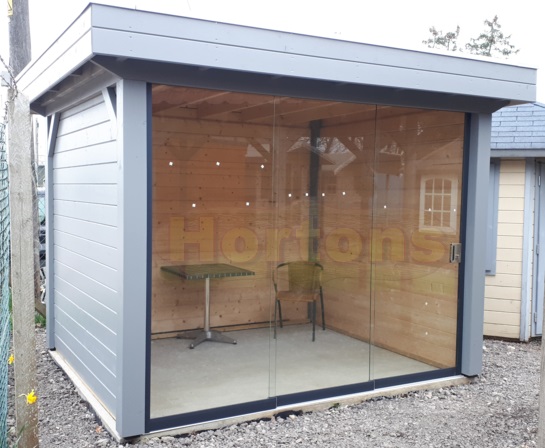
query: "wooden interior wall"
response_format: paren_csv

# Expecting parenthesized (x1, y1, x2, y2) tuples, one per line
(370, 109, 464, 368)
(151, 85, 464, 368)
(152, 137, 275, 333)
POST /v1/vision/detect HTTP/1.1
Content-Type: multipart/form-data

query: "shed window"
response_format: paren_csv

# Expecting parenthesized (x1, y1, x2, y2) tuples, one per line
(419, 176, 458, 233)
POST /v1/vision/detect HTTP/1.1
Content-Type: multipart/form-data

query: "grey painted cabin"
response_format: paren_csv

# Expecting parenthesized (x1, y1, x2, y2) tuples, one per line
(18, 3, 536, 440)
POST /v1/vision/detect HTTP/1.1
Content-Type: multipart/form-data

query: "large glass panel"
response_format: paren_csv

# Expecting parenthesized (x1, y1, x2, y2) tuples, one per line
(371, 107, 464, 378)
(149, 85, 465, 423)
(150, 86, 275, 417)
(273, 99, 374, 396)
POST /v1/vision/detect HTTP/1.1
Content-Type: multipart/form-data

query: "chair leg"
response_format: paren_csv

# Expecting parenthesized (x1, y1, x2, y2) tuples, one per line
(320, 288, 325, 331)
(274, 299, 277, 339)
(278, 300, 283, 328)
(312, 301, 316, 342)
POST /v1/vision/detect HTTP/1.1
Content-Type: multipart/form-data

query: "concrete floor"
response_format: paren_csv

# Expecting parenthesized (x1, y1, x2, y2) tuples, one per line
(150, 325, 436, 419)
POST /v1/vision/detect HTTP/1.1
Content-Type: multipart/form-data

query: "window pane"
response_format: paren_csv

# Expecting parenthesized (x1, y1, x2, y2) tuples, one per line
(433, 195, 442, 212)
(149, 86, 465, 423)
(444, 195, 451, 211)
(273, 98, 374, 396)
(373, 106, 464, 375)
(150, 87, 275, 418)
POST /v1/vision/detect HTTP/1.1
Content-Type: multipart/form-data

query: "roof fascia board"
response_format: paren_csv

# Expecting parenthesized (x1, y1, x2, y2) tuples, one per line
(89, 5, 536, 104)
(90, 27, 535, 104)
(91, 4, 535, 85)
(20, 3, 537, 110)
(93, 56, 508, 114)
(17, 6, 94, 102)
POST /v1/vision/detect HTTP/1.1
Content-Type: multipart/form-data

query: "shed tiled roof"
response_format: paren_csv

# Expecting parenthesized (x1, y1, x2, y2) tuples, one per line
(491, 102, 545, 150)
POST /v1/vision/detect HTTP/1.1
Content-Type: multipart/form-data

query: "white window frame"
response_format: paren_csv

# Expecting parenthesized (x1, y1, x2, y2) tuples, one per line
(419, 175, 458, 234)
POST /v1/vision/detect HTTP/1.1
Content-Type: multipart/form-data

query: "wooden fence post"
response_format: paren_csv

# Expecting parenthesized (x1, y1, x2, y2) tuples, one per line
(8, 89, 39, 448)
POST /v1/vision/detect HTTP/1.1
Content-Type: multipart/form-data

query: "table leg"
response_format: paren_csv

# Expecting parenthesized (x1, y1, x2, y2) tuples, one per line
(188, 277, 237, 349)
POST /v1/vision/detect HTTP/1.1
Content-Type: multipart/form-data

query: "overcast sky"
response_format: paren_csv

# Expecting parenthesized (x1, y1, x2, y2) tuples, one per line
(1, 0, 543, 101)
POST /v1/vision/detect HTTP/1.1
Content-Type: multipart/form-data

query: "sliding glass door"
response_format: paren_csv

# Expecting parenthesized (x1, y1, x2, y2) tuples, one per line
(272, 100, 375, 398)
(149, 85, 464, 424)
(370, 107, 464, 380)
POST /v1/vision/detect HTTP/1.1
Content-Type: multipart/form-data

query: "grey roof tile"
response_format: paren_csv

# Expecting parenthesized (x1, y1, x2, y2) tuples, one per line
(491, 103, 545, 151)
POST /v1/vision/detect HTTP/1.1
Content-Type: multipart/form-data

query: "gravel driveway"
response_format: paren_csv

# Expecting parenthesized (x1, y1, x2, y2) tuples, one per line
(8, 329, 541, 447)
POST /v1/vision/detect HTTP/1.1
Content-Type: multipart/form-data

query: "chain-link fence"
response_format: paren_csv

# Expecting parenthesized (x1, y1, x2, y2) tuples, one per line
(0, 122, 10, 448)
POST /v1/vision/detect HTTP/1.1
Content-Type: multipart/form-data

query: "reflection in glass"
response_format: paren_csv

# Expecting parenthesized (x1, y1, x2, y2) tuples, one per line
(272, 100, 375, 396)
(371, 107, 464, 378)
(150, 87, 275, 417)
(149, 86, 465, 421)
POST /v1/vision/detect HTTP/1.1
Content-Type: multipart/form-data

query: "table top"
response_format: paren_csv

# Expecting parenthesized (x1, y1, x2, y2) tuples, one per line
(161, 263, 255, 280)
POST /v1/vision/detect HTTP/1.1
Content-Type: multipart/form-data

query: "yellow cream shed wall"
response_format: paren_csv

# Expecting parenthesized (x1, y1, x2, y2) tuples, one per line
(484, 159, 528, 339)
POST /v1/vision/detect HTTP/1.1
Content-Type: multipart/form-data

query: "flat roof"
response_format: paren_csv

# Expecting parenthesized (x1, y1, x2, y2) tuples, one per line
(18, 3, 537, 115)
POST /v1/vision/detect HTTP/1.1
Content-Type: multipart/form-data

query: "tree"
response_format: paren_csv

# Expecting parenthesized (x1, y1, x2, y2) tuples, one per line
(465, 15, 519, 57)
(423, 16, 519, 59)
(422, 26, 460, 51)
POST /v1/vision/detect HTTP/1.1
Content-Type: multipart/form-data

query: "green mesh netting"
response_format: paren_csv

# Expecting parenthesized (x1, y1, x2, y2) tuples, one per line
(0, 122, 10, 448)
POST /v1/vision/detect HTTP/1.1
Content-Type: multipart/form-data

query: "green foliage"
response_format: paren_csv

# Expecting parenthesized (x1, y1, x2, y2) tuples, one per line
(465, 15, 519, 57)
(423, 15, 519, 59)
(422, 26, 460, 51)
(34, 312, 45, 328)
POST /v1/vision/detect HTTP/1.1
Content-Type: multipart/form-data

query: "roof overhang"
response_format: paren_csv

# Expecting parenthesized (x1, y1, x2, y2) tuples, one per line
(17, 3, 538, 116)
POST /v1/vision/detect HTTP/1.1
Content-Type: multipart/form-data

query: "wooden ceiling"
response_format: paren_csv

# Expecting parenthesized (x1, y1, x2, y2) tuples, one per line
(151, 85, 376, 127)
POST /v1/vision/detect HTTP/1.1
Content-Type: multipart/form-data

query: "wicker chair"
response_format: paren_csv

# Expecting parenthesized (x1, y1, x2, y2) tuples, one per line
(273, 261, 325, 341)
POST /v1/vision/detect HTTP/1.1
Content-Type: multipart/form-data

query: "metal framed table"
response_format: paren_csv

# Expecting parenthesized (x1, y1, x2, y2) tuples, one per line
(161, 263, 255, 349)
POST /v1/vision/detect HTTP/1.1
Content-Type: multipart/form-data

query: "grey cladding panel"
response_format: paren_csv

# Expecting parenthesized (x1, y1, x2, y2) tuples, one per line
(54, 261, 118, 312)
(52, 163, 117, 185)
(55, 121, 115, 153)
(54, 275, 117, 333)
(54, 245, 117, 290)
(51, 93, 119, 413)
(54, 290, 117, 366)
(54, 230, 117, 269)
(52, 142, 117, 169)
(53, 314, 116, 390)
(59, 94, 104, 119)
(54, 326, 116, 414)
(53, 200, 116, 227)
(57, 100, 109, 136)
(54, 214, 118, 249)
(53, 184, 117, 205)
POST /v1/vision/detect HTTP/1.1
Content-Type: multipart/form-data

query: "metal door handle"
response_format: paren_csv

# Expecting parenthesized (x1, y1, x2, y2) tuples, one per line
(450, 243, 462, 263)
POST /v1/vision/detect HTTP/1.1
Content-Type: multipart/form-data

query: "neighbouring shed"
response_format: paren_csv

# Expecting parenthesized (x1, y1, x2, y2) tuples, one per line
(17, 3, 536, 440)
(485, 103, 545, 340)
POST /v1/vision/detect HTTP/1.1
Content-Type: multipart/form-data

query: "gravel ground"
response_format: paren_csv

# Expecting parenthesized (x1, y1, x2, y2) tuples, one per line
(7, 328, 542, 447)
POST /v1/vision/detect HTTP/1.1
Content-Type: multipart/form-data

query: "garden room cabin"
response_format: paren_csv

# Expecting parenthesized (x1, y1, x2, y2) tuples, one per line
(17, 3, 536, 440)
(484, 103, 545, 341)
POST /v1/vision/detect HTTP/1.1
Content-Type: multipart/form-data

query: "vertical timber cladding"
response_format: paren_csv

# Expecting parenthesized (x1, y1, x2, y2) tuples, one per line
(151, 85, 463, 368)
(52, 94, 118, 414)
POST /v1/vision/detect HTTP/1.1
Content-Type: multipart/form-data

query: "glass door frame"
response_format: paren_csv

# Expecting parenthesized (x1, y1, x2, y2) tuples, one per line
(144, 84, 470, 433)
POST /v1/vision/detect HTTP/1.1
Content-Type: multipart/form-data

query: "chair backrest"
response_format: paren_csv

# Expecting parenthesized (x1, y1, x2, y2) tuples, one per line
(278, 261, 323, 293)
